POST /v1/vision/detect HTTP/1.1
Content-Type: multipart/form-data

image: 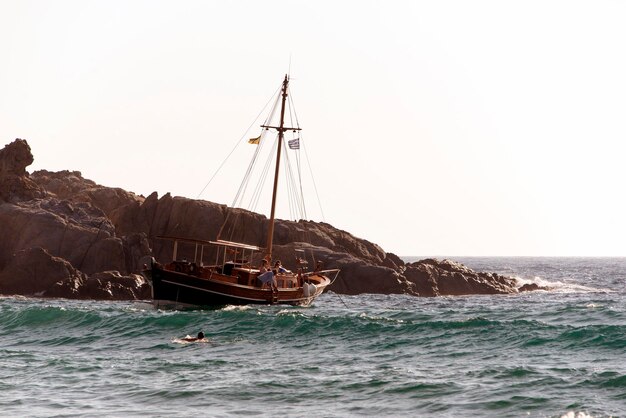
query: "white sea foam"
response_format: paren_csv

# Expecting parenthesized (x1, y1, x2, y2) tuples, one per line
(514, 275, 612, 294)
(559, 411, 596, 418)
(358, 312, 405, 324)
(221, 304, 253, 312)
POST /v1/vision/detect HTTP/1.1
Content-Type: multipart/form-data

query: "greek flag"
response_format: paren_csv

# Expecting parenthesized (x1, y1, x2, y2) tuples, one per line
(288, 138, 300, 150)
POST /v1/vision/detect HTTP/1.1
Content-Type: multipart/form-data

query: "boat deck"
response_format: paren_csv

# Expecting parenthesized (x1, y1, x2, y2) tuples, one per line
(164, 261, 309, 289)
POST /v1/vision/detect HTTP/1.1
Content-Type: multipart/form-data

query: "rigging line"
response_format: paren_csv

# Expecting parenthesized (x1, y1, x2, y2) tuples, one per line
(334, 290, 350, 309)
(220, 83, 283, 242)
(279, 138, 294, 220)
(284, 113, 306, 219)
(288, 90, 301, 129)
(288, 91, 306, 217)
(295, 138, 307, 220)
(263, 86, 282, 127)
(249, 136, 277, 213)
(283, 98, 298, 220)
(219, 124, 273, 240)
(287, 92, 297, 134)
(231, 83, 282, 209)
(250, 149, 274, 213)
(285, 151, 298, 221)
(286, 125, 305, 219)
(282, 139, 304, 220)
(302, 138, 326, 222)
(282, 139, 295, 219)
(230, 130, 264, 208)
(196, 84, 282, 199)
(284, 86, 306, 219)
(292, 150, 306, 219)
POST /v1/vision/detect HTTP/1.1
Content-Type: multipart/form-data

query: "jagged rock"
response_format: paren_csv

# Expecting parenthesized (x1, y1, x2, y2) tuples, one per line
(518, 283, 551, 292)
(0, 247, 85, 297)
(81, 271, 151, 300)
(0, 246, 151, 300)
(122, 233, 152, 273)
(403, 259, 519, 296)
(0, 138, 33, 176)
(402, 262, 440, 296)
(0, 139, 46, 203)
(0, 140, 154, 299)
(274, 221, 389, 265)
(0, 198, 125, 275)
(31, 169, 144, 218)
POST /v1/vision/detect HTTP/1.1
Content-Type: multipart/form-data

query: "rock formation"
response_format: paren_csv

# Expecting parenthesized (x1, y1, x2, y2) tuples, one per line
(0, 138, 538, 301)
(0, 139, 150, 299)
(0, 139, 46, 203)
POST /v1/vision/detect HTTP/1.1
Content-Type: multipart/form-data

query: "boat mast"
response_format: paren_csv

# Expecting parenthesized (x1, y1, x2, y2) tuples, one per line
(263, 74, 290, 261)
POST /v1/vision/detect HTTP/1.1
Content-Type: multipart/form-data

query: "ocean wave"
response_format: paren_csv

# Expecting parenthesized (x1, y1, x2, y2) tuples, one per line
(0, 305, 103, 331)
(514, 275, 614, 294)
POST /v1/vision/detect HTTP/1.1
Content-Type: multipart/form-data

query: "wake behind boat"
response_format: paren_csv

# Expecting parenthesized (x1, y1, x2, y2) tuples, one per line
(144, 75, 339, 308)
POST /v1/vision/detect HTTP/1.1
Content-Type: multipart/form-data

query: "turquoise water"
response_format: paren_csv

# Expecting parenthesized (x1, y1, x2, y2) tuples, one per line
(1, 257, 625, 417)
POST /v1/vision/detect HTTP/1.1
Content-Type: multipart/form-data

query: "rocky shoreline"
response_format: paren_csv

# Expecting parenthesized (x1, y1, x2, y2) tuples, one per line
(0, 139, 546, 301)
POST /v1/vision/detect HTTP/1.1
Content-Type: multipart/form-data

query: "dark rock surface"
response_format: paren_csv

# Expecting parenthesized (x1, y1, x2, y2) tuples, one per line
(0, 138, 533, 300)
(0, 139, 46, 203)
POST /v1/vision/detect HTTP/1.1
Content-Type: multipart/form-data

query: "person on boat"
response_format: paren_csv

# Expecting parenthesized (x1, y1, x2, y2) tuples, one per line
(181, 331, 206, 342)
(274, 260, 290, 274)
(258, 259, 277, 290)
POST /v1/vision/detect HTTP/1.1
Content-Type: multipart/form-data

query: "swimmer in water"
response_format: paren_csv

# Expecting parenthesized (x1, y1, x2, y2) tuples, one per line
(181, 331, 206, 342)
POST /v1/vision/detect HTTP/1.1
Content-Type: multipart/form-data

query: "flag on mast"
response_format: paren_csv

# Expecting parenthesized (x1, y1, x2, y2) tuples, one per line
(248, 135, 261, 144)
(288, 138, 300, 149)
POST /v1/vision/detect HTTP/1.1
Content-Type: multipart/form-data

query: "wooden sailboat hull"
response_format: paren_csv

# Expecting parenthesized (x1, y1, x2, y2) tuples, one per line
(146, 262, 330, 308)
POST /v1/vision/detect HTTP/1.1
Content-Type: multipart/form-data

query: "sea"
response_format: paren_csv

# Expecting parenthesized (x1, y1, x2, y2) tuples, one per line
(1, 257, 625, 417)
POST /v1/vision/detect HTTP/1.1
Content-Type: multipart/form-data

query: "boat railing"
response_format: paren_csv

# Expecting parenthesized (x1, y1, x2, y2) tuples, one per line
(156, 235, 213, 266)
(156, 235, 261, 271)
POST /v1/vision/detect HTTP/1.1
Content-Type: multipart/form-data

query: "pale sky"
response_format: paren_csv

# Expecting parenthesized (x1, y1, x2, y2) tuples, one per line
(1, 0, 625, 256)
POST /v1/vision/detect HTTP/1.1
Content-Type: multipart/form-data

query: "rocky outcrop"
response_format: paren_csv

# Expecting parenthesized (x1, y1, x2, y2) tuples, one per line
(0, 197, 148, 275)
(0, 138, 531, 300)
(79, 271, 151, 300)
(402, 259, 518, 296)
(271, 243, 417, 295)
(0, 139, 46, 203)
(0, 139, 150, 299)
(0, 247, 150, 300)
(0, 247, 85, 297)
(31, 169, 144, 218)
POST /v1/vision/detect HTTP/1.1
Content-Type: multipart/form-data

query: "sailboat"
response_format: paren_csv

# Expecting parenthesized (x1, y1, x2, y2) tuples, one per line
(145, 75, 340, 308)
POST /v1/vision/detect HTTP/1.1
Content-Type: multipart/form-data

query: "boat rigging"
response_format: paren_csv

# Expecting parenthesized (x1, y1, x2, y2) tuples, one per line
(144, 74, 340, 308)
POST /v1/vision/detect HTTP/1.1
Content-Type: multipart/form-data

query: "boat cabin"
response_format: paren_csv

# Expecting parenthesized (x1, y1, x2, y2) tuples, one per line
(156, 235, 300, 288)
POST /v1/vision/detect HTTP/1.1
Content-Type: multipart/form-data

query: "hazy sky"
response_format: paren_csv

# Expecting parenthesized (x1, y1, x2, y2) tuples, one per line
(1, 1, 625, 256)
